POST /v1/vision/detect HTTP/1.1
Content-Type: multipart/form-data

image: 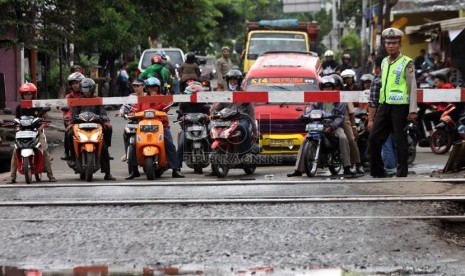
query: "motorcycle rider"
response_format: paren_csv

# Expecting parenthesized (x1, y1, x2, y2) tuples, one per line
(156, 51, 179, 94)
(210, 69, 256, 153)
(179, 52, 201, 92)
(208, 69, 256, 176)
(176, 82, 211, 174)
(67, 78, 116, 180)
(139, 55, 171, 94)
(61, 72, 85, 160)
(340, 69, 364, 174)
(7, 82, 57, 183)
(287, 76, 355, 177)
(321, 50, 339, 75)
(119, 78, 146, 163)
(336, 53, 354, 74)
(126, 77, 185, 179)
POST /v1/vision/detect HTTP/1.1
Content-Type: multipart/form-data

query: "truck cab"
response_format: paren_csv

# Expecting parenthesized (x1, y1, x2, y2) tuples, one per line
(242, 19, 319, 73)
(242, 51, 321, 157)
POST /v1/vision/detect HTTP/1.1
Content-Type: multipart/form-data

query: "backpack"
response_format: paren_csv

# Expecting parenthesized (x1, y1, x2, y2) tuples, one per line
(152, 67, 166, 94)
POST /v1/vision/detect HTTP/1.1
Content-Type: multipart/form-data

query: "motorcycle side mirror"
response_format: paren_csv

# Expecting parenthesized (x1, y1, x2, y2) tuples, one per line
(2, 108, 12, 115)
(61, 106, 70, 112)
(42, 107, 51, 113)
(295, 107, 304, 112)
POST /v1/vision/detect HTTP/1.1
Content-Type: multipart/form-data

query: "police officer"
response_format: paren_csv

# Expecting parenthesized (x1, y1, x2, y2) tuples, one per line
(215, 46, 233, 91)
(369, 28, 418, 178)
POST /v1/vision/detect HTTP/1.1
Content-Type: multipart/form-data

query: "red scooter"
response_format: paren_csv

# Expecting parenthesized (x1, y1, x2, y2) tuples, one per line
(209, 107, 258, 177)
(12, 107, 51, 183)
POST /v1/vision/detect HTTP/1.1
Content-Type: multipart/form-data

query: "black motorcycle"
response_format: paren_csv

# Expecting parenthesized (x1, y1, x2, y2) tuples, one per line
(177, 110, 211, 173)
(301, 109, 342, 177)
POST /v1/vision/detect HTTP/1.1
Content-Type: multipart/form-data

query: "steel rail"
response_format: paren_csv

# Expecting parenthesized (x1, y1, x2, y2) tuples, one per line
(0, 215, 463, 222)
(1, 194, 465, 206)
(0, 178, 463, 188)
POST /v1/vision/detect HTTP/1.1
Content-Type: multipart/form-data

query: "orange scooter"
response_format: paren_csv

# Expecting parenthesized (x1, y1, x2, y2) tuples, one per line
(133, 109, 168, 180)
(68, 111, 104, 182)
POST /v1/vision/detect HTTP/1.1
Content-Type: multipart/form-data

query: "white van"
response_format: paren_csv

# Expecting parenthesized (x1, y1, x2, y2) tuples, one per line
(138, 48, 185, 74)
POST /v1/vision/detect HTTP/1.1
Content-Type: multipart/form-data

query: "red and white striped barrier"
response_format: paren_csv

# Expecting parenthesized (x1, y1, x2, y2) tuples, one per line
(20, 89, 465, 108)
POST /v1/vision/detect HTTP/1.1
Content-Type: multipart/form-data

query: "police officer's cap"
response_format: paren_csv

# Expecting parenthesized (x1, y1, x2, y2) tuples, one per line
(221, 46, 231, 52)
(382, 27, 404, 43)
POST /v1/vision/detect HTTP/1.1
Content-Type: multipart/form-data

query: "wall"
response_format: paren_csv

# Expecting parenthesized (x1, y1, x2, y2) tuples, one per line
(0, 48, 20, 109)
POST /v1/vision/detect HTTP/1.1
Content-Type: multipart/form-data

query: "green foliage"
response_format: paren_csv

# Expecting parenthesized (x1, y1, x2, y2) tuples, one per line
(340, 31, 362, 66)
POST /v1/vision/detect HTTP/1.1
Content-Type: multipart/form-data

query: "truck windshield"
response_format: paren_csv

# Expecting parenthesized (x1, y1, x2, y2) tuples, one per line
(247, 33, 307, 59)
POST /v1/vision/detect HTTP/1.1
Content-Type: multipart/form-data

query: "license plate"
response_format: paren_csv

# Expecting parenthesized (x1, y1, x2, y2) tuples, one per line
(126, 123, 138, 128)
(79, 123, 98, 129)
(187, 125, 204, 131)
(16, 131, 37, 139)
(269, 139, 294, 147)
(213, 121, 230, 127)
(202, 86, 210, 91)
(305, 123, 324, 131)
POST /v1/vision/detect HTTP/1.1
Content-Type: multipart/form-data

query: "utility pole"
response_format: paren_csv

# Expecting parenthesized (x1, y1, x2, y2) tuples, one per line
(361, 0, 367, 67)
(332, 0, 337, 50)
(376, 0, 384, 56)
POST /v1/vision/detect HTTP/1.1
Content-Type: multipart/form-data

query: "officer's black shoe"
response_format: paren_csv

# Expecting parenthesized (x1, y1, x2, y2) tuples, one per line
(172, 169, 185, 178)
(194, 168, 203, 174)
(418, 137, 431, 147)
(287, 170, 302, 177)
(104, 173, 116, 180)
(355, 163, 365, 174)
(343, 166, 356, 175)
(125, 171, 140, 180)
(60, 153, 70, 160)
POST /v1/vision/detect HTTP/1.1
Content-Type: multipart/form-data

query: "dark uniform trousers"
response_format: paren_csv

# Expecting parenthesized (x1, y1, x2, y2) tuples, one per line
(369, 104, 409, 177)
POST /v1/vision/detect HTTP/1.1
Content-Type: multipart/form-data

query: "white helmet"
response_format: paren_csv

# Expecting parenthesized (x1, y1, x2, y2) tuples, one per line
(360, 74, 374, 83)
(68, 72, 85, 84)
(341, 69, 357, 81)
(324, 50, 334, 57)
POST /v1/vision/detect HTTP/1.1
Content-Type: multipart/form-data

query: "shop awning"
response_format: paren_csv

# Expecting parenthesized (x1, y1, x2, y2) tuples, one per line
(405, 17, 465, 44)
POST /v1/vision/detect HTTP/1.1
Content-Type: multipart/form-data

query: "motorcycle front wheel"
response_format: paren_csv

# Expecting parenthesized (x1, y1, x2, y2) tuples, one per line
(211, 150, 229, 178)
(84, 152, 95, 182)
(145, 156, 156, 180)
(328, 150, 342, 175)
(303, 140, 318, 177)
(430, 129, 453, 154)
(22, 157, 32, 184)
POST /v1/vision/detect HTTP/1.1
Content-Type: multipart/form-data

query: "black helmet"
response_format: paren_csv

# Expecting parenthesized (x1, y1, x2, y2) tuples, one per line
(225, 69, 243, 86)
(186, 52, 196, 63)
(197, 57, 206, 65)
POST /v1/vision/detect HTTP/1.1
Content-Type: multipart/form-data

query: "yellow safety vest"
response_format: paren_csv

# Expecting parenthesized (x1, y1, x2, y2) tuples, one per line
(379, 55, 412, 104)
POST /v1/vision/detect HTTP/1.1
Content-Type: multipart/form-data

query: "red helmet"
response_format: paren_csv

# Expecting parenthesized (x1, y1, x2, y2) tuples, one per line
(151, 55, 163, 64)
(19, 82, 37, 95)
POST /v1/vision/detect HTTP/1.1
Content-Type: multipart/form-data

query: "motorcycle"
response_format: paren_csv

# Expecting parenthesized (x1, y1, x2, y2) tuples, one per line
(199, 79, 212, 91)
(406, 120, 418, 165)
(301, 109, 342, 177)
(430, 104, 465, 154)
(209, 107, 258, 178)
(176, 110, 210, 173)
(131, 108, 169, 180)
(122, 114, 139, 175)
(68, 111, 105, 182)
(354, 107, 369, 166)
(12, 107, 51, 184)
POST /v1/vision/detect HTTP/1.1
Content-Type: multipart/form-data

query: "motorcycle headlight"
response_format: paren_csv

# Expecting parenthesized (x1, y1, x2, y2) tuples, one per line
(144, 111, 155, 118)
(78, 132, 88, 142)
